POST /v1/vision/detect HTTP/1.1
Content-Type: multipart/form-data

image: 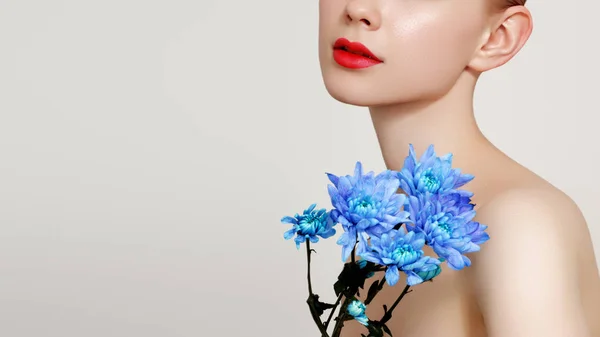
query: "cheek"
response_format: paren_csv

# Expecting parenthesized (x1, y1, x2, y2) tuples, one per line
(316, 1, 487, 106)
(318, 0, 341, 33)
(385, 11, 484, 92)
(318, 0, 344, 75)
(318, 0, 342, 46)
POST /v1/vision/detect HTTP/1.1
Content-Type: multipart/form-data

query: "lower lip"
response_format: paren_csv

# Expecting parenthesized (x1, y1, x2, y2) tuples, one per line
(333, 49, 382, 69)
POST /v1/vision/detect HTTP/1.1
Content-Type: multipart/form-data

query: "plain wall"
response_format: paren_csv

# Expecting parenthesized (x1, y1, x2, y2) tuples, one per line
(0, 0, 598, 336)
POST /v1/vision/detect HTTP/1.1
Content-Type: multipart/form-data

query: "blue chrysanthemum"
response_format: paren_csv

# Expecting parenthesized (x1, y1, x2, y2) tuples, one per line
(359, 228, 441, 286)
(346, 300, 369, 326)
(405, 192, 489, 270)
(416, 261, 443, 282)
(398, 144, 474, 196)
(281, 203, 337, 249)
(326, 162, 411, 262)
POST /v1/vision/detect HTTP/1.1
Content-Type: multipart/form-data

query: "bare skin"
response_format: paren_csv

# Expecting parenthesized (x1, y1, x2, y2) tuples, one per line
(340, 113, 600, 337)
(318, 0, 600, 335)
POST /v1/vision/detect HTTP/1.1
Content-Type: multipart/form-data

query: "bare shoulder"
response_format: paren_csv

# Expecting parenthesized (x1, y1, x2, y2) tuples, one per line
(476, 183, 586, 233)
(470, 182, 589, 279)
(472, 179, 593, 257)
(466, 182, 597, 336)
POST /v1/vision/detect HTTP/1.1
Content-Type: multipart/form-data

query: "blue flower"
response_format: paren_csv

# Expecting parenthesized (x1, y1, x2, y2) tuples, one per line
(398, 144, 474, 196)
(326, 162, 411, 262)
(281, 203, 337, 249)
(346, 300, 369, 326)
(416, 261, 442, 282)
(405, 192, 489, 270)
(359, 228, 441, 286)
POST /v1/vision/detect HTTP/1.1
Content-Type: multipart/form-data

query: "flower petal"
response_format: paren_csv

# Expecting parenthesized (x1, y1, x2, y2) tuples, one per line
(385, 265, 400, 286)
(341, 244, 355, 262)
(326, 172, 340, 186)
(354, 161, 363, 178)
(337, 176, 352, 197)
(360, 252, 382, 264)
(281, 216, 298, 225)
(406, 271, 424, 286)
(381, 257, 395, 265)
(283, 228, 296, 240)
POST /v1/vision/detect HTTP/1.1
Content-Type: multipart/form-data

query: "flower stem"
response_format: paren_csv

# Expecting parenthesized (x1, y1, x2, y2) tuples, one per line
(380, 284, 411, 324)
(324, 293, 343, 329)
(305, 240, 330, 337)
(331, 246, 358, 337)
(306, 241, 314, 295)
(331, 296, 352, 337)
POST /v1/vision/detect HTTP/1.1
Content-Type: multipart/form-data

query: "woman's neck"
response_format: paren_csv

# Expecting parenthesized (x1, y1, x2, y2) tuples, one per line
(369, 74, 491, 172)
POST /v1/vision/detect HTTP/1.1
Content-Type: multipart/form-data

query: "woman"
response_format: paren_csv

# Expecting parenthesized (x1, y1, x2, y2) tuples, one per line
(318, 0, 600, 336)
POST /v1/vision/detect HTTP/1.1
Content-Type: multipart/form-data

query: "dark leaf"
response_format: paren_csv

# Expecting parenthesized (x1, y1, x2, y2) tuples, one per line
(334, 280, 345, 297)
(338, 261, 381, 295)
(334, 261, 383, 302)
(382, 324, 393, 337)
(367, 324, 384, 337)
(382, 305, 388, 313)
(366, 279, 380, 304)
(311, 294, 335, 317)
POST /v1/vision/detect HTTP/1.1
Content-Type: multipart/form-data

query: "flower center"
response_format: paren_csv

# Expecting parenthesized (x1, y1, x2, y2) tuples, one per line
(349, 195, 377, 217)
(392, 244, 420, 265)
(298, 214, 320, 235)
(420, 169, 441, 193)
(438, 222, 451, 233)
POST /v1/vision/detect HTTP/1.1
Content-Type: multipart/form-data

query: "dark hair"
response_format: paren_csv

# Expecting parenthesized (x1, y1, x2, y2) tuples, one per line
(505, 0, 527, 6)
(495, 0, 526, 11)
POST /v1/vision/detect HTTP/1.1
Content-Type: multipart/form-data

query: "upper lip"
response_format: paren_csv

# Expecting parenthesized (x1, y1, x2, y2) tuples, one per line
(333, 38, 382, 62)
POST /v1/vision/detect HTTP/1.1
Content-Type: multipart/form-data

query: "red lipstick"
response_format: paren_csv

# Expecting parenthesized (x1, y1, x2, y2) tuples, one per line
(332, 38, 382, 69)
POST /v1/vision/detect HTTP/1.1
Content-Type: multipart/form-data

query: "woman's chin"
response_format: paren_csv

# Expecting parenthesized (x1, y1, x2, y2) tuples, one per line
(321, 74, 440, 108)
(322, 80, 383, 107)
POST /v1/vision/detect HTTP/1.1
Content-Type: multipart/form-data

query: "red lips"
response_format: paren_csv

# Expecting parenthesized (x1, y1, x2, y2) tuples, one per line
(332, 37, 382, 69)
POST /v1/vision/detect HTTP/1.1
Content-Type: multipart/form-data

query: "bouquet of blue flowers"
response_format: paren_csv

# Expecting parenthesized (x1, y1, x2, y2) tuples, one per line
(280, 145, 490, 337)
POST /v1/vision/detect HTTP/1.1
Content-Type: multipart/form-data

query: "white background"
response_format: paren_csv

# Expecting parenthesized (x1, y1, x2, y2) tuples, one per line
(0, 1, 598, 336)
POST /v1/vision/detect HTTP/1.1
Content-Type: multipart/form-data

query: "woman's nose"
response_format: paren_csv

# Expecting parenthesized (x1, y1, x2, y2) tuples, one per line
(344, 0, 381, 30)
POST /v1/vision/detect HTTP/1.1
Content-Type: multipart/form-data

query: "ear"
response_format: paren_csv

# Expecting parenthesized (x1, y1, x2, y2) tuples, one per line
(468, 6, 533, 72)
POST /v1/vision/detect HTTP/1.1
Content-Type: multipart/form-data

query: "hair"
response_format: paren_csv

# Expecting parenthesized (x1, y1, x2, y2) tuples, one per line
(494, 0, 526, 11)
(503, 0, 527, 7)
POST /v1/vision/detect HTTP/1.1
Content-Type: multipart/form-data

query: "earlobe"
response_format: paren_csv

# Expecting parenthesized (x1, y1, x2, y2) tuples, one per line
(468, 7, 533, 72)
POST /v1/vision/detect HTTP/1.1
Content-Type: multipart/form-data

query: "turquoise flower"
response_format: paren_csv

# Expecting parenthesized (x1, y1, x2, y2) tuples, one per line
(405, 192, 489, 270)
(326, 162, 411, 262)
(416, 262, 442, 282)
(281, 203, 337, 249)
(346, 300, 369, 326)
(398, 144, 474, 196)
(359, 228, 441, 286)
